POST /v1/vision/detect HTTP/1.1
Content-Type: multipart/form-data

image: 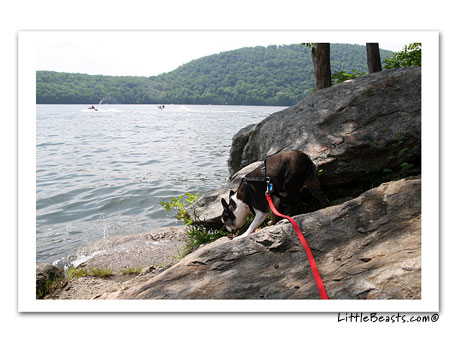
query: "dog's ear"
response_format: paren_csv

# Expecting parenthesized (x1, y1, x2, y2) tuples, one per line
(229, 197, 237, 211)
(221, 198, 228, 208)
(229, 190, 235, 198)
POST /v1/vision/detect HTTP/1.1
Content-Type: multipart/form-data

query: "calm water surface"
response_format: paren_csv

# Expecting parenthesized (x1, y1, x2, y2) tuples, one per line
(36, 104, 284, 265)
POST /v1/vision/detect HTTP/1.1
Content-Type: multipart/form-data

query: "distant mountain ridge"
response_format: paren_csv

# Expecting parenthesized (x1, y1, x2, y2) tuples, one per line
(36, 43, 393, 106)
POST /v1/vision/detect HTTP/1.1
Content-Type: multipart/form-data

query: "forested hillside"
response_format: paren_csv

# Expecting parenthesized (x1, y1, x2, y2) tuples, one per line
(37, 43, 393, 106)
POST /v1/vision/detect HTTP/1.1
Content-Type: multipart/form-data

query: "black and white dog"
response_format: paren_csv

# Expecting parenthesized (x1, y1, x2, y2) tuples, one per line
(221, 150, 329, 239)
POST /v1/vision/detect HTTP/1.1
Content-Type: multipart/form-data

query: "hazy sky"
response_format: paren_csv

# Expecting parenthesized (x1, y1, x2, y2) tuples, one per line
(36, 32, 408, 77)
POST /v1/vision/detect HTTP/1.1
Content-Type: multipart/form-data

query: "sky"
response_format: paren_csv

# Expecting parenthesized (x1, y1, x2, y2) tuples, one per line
(36, 31, 408, 77)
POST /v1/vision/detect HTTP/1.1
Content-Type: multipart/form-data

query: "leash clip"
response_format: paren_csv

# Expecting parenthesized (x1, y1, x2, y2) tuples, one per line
(265, 177, 273, 194)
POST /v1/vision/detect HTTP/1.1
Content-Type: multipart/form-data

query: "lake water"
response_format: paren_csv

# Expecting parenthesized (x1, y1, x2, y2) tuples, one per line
(36, 104, 284, 266)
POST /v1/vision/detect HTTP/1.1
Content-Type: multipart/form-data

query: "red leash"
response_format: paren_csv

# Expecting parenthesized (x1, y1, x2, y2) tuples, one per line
(266, 193, 329, 299)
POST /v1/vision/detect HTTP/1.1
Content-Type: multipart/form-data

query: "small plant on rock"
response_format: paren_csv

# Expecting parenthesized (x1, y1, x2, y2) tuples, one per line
(386, 133, 414, 177)
(160, 192, 199, 226)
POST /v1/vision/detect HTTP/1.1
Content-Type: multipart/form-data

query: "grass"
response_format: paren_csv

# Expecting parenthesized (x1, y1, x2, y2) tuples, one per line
(90, 268, 113, 277)
(169, 244, 186, 261)
(66, 266, 113, 279)
(120, 266, 142, 275)
(67, 266, 90, 279)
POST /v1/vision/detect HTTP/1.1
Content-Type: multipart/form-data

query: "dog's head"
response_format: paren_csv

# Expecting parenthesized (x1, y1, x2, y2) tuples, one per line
(221, 190, 249, 232)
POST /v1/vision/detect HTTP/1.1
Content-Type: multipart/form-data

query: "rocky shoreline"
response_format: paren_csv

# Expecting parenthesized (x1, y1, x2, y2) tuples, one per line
(37, 226, 188, 299)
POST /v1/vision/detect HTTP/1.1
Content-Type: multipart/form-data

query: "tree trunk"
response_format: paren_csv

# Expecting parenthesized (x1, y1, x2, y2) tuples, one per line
(366, 43, 382, 73)
(311, 43, 332, 90)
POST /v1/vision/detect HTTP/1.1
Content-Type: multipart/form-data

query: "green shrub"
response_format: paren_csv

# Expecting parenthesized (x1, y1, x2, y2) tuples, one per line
(160, 192, 199, 226)
(161, 192, 230, 254)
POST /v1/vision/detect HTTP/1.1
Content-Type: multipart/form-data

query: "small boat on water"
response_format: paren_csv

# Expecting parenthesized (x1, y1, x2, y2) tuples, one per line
(158, 105, 165, 110)
(89, 105, 98, 111)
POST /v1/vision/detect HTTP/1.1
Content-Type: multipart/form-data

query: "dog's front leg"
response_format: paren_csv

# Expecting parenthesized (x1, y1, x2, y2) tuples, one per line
(234, 209, 268, 239)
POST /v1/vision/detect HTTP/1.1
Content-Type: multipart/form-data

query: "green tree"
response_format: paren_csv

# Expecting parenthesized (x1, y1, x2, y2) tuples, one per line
(384, 43, 422, 69)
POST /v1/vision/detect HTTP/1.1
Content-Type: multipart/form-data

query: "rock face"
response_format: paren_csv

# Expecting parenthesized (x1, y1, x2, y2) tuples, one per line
(101, 176, 421, 300)
(228, 68, 421, 188)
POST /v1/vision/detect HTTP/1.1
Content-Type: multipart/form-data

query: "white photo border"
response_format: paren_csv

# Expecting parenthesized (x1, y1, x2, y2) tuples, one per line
(18, 30, 439, 312)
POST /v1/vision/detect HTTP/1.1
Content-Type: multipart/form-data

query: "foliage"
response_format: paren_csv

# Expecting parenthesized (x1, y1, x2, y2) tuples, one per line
(184, 226, 228, 252)
(332, 70, 367, 84)
(160, 192, 228, 254)
(160, 192, 199, 226)
(387, 133, 414, 176)
(384, 43, 422, 69)
(36, 44, 393, 106)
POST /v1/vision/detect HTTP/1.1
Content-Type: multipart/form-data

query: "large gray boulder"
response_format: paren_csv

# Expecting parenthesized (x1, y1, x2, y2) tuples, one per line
(101, 176, 421, 300)
(228, 68, 421, 188)
(189, 68, 421, 226)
